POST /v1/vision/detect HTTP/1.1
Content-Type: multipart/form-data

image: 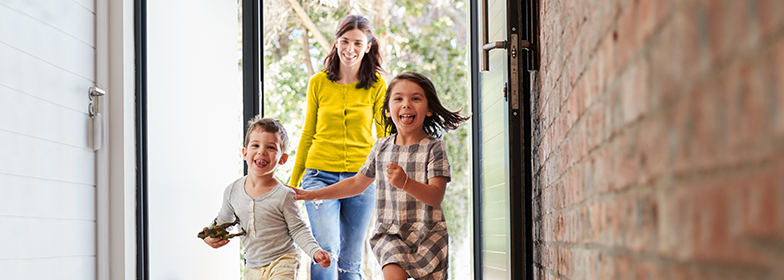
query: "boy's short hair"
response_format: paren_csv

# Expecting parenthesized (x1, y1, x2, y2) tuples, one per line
(245, 116, 289, 152)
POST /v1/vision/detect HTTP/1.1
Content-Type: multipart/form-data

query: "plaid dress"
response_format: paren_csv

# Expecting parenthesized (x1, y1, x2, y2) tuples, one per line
(359, 135, 451, 280)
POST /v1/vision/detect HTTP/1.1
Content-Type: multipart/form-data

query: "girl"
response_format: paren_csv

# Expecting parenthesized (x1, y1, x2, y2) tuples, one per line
(289, 14, 386, 280)
(295, 72, 470, 280)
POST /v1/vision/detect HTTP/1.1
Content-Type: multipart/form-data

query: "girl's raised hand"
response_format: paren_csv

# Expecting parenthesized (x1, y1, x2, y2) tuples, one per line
(385, 162, 409, 190)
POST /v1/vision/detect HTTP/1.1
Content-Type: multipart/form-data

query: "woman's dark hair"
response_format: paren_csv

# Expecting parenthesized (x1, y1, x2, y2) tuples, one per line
(382, 72, 471, 138)
(323, 15, 383, 90)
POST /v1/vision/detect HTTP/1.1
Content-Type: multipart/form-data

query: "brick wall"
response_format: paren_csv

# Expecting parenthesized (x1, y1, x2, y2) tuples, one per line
(531, 0, 784, 279)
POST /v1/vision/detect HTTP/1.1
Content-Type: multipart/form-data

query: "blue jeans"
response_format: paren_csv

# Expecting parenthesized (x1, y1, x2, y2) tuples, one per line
(301, 169, 376, 280)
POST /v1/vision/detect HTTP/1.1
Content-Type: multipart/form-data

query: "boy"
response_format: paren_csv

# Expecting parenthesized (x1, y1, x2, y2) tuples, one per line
(204, 116, 331, 279)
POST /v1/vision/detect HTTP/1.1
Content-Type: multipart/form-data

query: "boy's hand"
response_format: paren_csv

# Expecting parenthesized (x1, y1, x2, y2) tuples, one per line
(386, 162, 408, 190)
(204, 236, 229, 248)
(312, 250, 332, 268)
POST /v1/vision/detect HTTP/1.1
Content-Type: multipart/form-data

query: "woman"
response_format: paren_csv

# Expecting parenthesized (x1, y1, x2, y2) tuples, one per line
(289, 14, 386, 280)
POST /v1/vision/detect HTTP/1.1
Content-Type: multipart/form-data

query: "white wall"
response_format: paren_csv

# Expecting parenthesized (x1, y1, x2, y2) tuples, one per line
(146, 1, 243, 279)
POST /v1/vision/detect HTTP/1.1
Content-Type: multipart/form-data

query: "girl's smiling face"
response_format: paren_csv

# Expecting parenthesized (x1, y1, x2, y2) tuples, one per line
(386, 79, 433, 135)
(336, 28, 371, 70)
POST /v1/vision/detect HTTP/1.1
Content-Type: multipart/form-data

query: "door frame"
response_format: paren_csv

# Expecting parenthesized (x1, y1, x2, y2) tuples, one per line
(471, 0, 537, 278)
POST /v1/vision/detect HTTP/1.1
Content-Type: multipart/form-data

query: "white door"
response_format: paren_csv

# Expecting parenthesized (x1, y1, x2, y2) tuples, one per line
(0, 0, 101, 279)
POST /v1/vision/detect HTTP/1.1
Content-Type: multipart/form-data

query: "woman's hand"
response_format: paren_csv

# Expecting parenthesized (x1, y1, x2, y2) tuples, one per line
(386, 162, 409, 190)
(312, 250, 332, 268)
(204, 236, 229, 249)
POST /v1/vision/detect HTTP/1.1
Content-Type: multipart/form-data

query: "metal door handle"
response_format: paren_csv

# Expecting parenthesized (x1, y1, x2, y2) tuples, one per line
(89, 86, 106, 118)
(483, 40, 508, 51)
(88, 86, 106, 150)
(90, 86, 106, 100)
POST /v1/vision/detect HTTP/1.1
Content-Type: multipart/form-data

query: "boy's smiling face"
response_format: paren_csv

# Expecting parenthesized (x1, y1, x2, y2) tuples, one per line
(242, 129, 288, 178)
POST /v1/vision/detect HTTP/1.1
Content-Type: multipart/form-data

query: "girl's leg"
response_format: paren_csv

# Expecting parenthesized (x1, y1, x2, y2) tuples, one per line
(337, 176, 376, 280)
(382, 264, 409, 280)
(302, 169, 341, 280)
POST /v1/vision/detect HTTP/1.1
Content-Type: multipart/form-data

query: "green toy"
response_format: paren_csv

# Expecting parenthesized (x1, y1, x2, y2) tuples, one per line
(197, 214, 247, 240)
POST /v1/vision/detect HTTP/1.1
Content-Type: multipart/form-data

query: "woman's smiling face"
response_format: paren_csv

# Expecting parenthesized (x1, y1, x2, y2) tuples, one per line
(336, 28, 371, 70)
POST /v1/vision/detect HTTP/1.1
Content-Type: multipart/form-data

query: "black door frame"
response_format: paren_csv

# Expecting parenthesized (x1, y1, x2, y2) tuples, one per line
(134, 0, 149, 278)
(508, 0, 536, 279)
(133, 1, 264, 278)
(470, 0, 537, 278)
(242, 0, 263, 174)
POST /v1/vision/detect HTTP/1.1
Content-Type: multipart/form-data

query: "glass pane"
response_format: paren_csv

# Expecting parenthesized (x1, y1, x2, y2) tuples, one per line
(146, 1, 244, 278)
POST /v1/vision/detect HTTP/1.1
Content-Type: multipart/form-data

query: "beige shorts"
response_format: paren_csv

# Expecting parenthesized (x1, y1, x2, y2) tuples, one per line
(243, 250, 301, 280)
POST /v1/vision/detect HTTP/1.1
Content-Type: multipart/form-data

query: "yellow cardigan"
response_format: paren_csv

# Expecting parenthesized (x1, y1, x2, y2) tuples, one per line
(290, 71, 387, 188)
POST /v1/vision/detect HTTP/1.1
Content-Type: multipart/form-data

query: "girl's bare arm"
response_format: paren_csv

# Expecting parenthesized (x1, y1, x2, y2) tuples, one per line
(293, 173, 375, 201)
(385, 162, 447, 206)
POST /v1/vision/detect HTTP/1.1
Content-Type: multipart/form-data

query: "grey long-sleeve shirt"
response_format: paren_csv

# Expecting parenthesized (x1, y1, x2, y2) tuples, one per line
(215, 177, 321, 268)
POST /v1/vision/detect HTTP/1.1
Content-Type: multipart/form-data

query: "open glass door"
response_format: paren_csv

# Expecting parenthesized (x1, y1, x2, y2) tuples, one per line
(472, 0, 535, 278)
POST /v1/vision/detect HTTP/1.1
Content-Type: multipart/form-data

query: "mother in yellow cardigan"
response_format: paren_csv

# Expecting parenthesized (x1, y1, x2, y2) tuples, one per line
(289, 14, 387, 280)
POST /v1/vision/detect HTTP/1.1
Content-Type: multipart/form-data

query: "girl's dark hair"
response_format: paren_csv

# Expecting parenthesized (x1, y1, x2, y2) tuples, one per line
(382, 72, 471, 138)
(323, 15, 383, 90)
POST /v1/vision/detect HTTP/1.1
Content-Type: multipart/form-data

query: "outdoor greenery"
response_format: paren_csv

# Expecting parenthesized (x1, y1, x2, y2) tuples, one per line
(253, 0, 471, 277)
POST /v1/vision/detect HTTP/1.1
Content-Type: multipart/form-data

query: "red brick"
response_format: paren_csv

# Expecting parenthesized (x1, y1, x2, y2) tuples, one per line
(562, 0, 579, 59)
(647, 5, 702, 108)
(705, 0, 751, 66)
(615, 255, 632, 280)
(756, 0, 784, 43)
(635, 118, 669, 184)
(597, 252, 615, 280)
(603, 199, 622, 246)
(737, 164, 784, 240)
(619, 60, 649, 126)
(772, 39, 784, 136)
(612, 131, 639, 190)
(584, 106, 605, 151)
(586, 0, 620, 36)
(722, 60, 777, 158)
(592, 147, 612, 194)
(573, 74, 589, 117)
(615, 0, 637, 71)
(580, 158, 596, 199)
(635, 261, 668, 280)
(589, 200, 602, 243)
(689, 181, 766, 266)
(566, 86, 581, 133)
(657, 185, 695, 259)
(594, 33, 616, 97)
(579, 2, 602, 58)
(556, 212, 565, 241)
(558, 246, 572, 277)
(635, 0, 661, 46)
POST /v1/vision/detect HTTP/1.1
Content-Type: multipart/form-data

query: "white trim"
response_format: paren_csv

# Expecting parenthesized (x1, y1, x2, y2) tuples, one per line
(95, 0, 110, 280)
(104, 0, 136, 279)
